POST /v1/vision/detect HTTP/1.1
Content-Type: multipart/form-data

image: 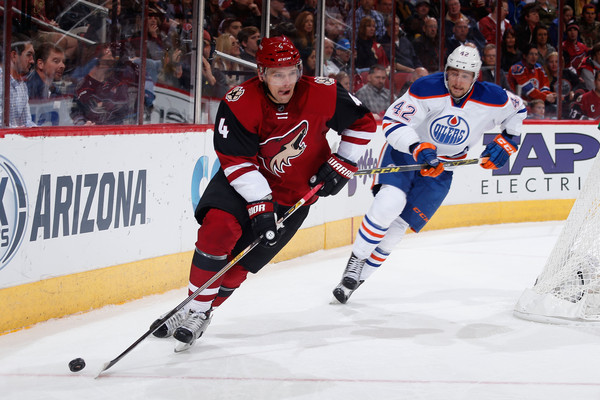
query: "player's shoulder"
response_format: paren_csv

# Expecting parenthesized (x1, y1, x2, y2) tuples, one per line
(223, 76, 263, 108)
(470, 81, 509, 106)
(408, 72, 448, 99)
(299, 75, 338, 96)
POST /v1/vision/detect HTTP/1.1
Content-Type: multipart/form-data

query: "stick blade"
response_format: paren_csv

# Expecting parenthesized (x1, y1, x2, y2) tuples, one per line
(95, 361, 114, 379)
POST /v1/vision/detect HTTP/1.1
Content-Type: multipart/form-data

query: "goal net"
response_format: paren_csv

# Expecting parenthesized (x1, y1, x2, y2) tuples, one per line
(514, 153, 600, 325)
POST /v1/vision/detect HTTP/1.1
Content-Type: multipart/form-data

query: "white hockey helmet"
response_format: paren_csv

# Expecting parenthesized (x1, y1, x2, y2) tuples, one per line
(444, 44, 482, 99)
(445, 45, 482, 76)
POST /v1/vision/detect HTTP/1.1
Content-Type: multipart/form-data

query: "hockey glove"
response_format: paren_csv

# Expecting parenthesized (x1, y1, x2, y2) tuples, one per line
(247, 199, 279, 247)
(412, 142, 444, 178)
(480, 132, 518, 170)
(310, 153, 358, 197)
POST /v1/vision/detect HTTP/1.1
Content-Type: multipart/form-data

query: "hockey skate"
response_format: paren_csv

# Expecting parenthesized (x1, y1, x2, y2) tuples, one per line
(173, 309, 213, 352)
(150, 309, 187, 338)
(341, 253, 366, 290)
(332, 280, 363, 304)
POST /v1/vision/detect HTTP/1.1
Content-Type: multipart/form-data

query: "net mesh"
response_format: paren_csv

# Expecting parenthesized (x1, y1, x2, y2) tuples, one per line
(516, 154, 600, 322)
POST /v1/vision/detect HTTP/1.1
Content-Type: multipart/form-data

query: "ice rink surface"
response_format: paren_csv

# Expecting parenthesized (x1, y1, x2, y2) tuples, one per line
(2, 221, 600, 400)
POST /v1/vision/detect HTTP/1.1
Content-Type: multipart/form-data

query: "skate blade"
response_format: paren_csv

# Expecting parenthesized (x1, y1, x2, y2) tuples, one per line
(174, 341, 193, 353)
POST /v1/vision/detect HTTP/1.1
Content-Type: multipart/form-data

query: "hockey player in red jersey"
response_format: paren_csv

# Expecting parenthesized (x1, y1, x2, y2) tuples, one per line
(153, 36, 376, 349)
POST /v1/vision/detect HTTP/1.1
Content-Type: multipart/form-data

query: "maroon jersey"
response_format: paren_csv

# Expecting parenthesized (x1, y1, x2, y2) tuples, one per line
(579, 90, 600, 119)
(214, 75, 376, 206)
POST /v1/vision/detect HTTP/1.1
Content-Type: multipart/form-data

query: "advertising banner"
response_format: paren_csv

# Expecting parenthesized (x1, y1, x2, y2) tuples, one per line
(1, 122, 598, 291)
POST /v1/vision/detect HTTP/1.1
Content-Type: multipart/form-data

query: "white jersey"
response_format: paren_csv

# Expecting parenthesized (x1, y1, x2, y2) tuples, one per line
(382, 72, 527, 160)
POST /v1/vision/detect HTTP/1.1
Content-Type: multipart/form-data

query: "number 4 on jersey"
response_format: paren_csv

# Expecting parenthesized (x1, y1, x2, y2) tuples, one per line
(218, 118, 229, 139)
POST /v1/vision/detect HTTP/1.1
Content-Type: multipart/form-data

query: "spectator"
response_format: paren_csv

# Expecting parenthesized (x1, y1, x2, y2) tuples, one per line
(466, 0, 493, 21)
(562, 22, 589, 68)
(377, 0, 394, 19)
(396, 66, 429, 97)
(579, 43, 600, 91)
(213, 33, 245, 90)
(290, 0, 317, 20)
(27, 42, 66, 100)
(300, 46, 316, 76)
(381, 15, 422, 73)
(413, 16, 440, 72)
(479, 44, 511, 90)
(71, 45, 130, 126)
(533, 25, 556, 65)
(396, 0, 416, 25)
(534, 0, 556, 28)
(223, 0, 261, 31)
(219, 18, 243, 38)
(331, 38, 355, 75)
(354, 64, 391, 119)
(159, 47, 186, 90)
(323, 38, 341, 76)
(508, 43, 556, 104)
(570, 70, 600, 119)
(200, 30, 229, 100)
(478, 0, 512, 44)
(334, 71, 351, 92)
(8, 34, 36, 127)
(270, 0, 292, 30)
(548, 4, 574, 48)
(444, 0, 479, 39)
(543, 51, 584, 118)
(356, 16, 389, 69)
(527, 98, 546, 119)
(514, 3, 541, 53)
(238, 26, 260, 66)
(201, 32, 228, 97)
(205, 0, 228, 37)
(445, 17, 486, 58)
(501, 27, 522, 72)
(577, 4, 600, 49)
(325, 11, 347, 43)
(346, 0, 387, 42)
(404, 0, 434, 39)
(294, 11, 315, 51)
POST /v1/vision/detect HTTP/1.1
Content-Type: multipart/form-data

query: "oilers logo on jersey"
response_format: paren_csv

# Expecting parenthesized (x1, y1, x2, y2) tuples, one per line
(258, 120, 308, 176)
(430, 115, 469, 146)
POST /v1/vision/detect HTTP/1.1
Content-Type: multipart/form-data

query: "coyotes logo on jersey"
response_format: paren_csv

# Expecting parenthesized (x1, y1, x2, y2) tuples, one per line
(258, 120, 308, 176)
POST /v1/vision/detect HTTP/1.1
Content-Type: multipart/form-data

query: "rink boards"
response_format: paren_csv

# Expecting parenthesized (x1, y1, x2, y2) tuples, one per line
(0, 121, 598, 333)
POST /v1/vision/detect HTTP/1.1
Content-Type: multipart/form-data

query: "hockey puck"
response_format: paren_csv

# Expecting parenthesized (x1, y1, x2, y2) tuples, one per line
(68, 357, 86, 372)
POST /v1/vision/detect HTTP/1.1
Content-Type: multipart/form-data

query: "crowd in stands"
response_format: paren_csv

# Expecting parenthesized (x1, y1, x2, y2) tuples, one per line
(2, 0, 600, 128)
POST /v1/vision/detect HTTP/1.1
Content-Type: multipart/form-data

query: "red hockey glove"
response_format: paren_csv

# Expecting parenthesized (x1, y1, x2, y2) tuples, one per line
(310, 153, 358, 197)
(246, 199, 278, 247)
(412, 142, 444, 178)
(480, 132, 518, 170)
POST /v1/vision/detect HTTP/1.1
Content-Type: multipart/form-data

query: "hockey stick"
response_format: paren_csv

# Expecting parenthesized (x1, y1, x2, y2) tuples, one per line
(96, 183, 323, 377)
(353, 158, 480, 176)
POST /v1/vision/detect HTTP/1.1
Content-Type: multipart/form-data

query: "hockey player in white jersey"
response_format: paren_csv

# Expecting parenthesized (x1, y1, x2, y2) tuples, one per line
(333, 44, 527, 303)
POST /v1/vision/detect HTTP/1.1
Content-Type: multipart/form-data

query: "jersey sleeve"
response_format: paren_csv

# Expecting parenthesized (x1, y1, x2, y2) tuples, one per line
(380, 89, 429, 154)
(213, 101, 272, 203)
(499, 90, 528, 136)
(327, 82, 377, 162)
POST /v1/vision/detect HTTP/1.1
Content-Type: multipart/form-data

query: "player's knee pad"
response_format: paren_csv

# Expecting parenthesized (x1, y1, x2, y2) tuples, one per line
(367, 185, 408, 227)
(192, 248, 228, 272)
(196, 208, 242, 256)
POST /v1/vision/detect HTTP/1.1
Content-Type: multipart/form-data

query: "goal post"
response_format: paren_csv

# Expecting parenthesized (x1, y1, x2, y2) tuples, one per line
(514, 153, 600, 325)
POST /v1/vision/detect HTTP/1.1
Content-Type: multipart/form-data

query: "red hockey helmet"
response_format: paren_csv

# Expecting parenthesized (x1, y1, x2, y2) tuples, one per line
(256, 35, 302, 70)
